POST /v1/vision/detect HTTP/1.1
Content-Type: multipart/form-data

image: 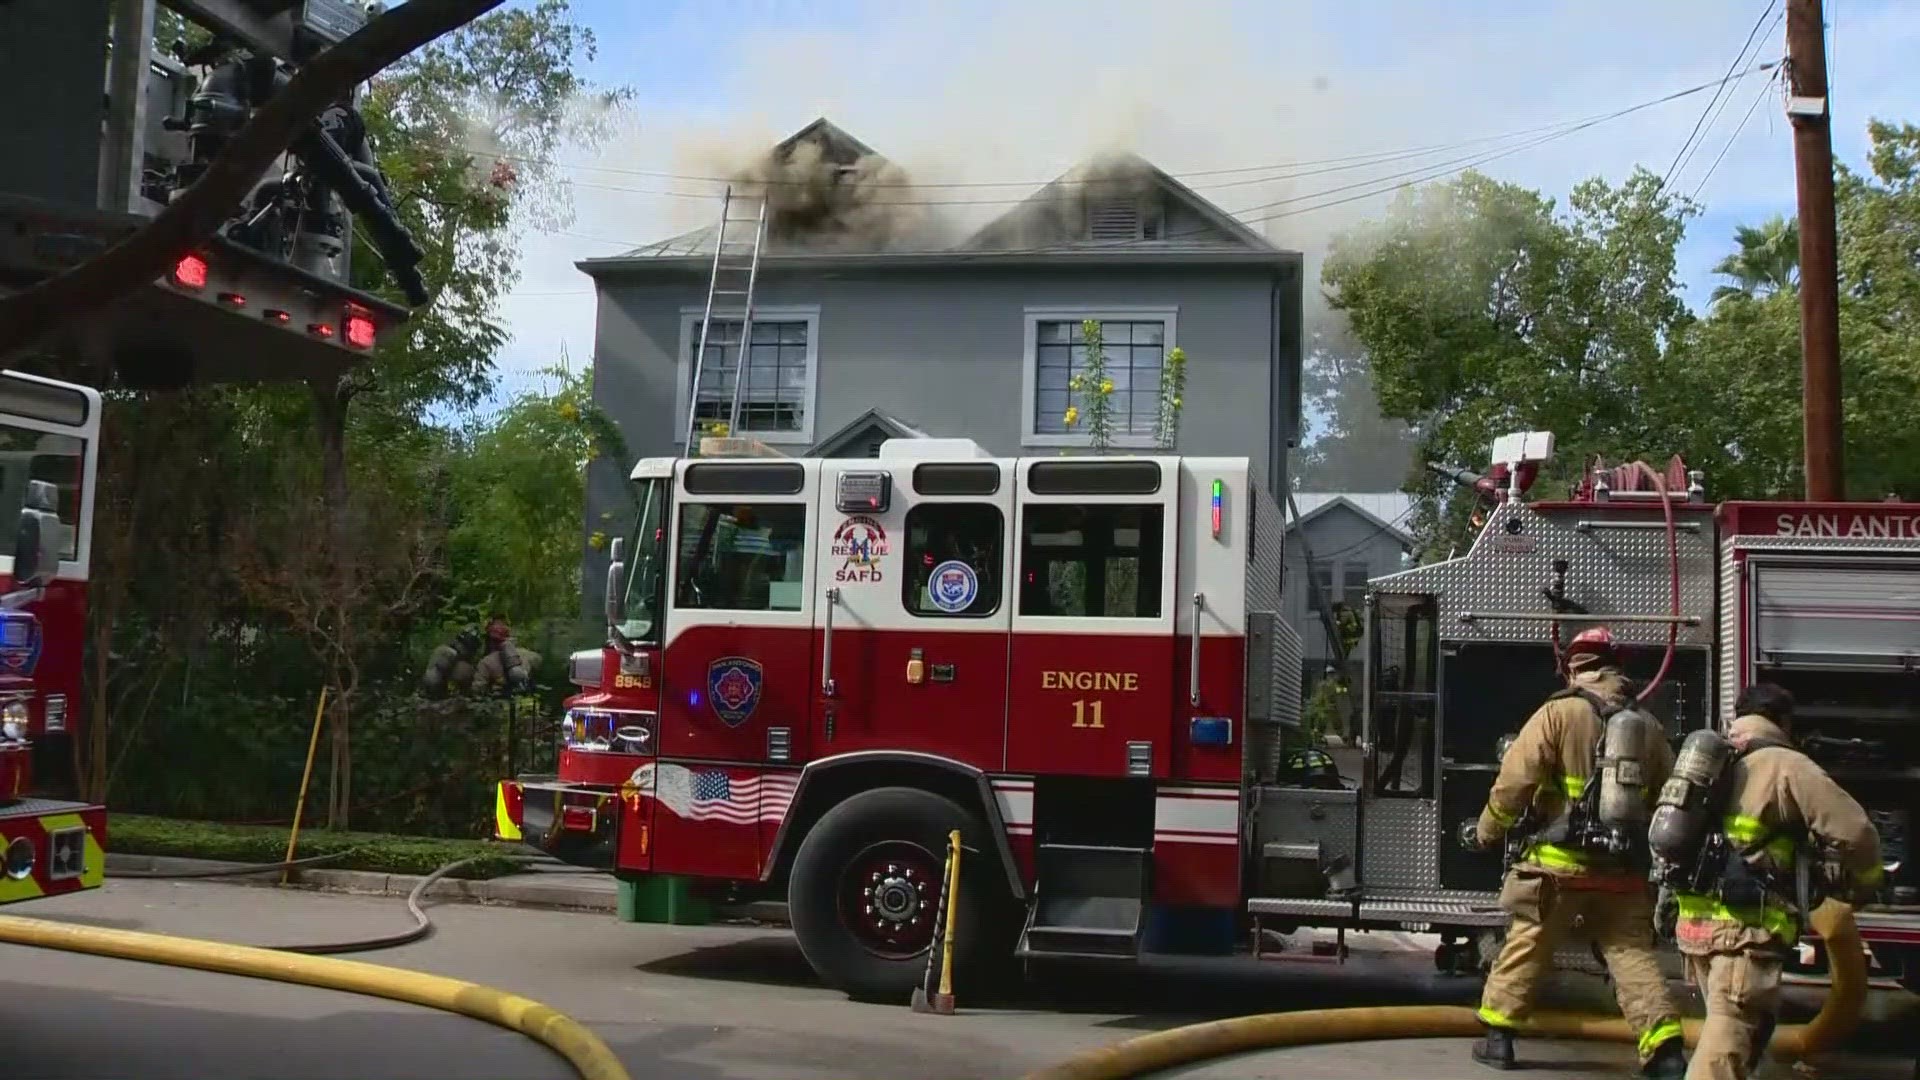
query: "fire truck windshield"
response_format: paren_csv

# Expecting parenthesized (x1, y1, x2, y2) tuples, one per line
(615, 478, 669, 642)
(0, 424, 82, 563)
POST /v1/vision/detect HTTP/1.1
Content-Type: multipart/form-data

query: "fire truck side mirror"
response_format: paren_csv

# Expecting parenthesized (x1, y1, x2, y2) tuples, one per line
(604, 560, 626, 632)
(11, 483, 59, 589)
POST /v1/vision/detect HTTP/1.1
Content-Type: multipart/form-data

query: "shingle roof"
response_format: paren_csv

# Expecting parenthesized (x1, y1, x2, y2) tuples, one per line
(1288, 493, 1416, 543)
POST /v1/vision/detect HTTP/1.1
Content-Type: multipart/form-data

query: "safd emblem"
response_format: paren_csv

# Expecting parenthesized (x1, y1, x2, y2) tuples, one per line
(0, 611, 42, 677)
(706, 656, 764, 727)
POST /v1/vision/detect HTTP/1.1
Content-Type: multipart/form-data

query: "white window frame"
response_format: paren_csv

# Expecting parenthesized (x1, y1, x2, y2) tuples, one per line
(1020, 305, 1179, 449)
(675, 305, 821, 447)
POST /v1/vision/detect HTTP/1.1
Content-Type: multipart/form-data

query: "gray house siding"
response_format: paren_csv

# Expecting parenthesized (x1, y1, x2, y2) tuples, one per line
(579, 260, 1300, 618)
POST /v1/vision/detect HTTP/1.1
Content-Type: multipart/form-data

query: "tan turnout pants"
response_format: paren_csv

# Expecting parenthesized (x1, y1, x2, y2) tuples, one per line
(1682, 949, 1782, 1080)
(1477, 866, 1685, 1064)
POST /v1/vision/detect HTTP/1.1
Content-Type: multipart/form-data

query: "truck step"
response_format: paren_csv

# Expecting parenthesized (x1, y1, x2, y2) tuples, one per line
(1018, 842, 1152, 960)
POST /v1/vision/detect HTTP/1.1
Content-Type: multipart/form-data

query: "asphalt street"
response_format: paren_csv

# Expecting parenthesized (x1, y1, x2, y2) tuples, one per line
(0, 879, 1912, 1080)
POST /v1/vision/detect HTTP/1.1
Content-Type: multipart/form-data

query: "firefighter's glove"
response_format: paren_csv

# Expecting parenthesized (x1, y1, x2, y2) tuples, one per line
(508, 673, 531, 693)
(1653, 886, 1680, 942)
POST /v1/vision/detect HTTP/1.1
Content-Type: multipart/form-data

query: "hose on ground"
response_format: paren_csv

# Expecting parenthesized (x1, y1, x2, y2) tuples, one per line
(0, 913, 630, 1080)
(1019, 899, 1869, 1080)
(111, 849, 590, 955)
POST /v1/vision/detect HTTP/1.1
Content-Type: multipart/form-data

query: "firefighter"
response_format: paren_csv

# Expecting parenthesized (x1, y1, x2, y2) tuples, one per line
(1666, 682, 1882, 1080)
(472, 613, 537, 694)
(1466, 627, 1686, 1076)
(419, 626, 483, 696)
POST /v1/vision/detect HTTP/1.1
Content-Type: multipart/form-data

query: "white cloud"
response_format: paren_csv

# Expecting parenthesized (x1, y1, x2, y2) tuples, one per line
(491, 0, 1920, 380)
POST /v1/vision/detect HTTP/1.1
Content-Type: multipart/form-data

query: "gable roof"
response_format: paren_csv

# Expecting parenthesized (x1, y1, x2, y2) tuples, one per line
(806, 408, 933, 457)
(961, 152, 1275, 254)
(1288, 493, 1416, 546)
(580, 120, 1298, 277)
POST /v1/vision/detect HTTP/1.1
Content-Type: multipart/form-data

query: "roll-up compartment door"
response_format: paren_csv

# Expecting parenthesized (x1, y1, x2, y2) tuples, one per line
(1751, 562, 1920, 666)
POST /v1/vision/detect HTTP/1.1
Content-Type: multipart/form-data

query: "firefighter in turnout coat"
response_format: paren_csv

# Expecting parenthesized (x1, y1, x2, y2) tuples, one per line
(1468, 628, 1687, 1076)
(1667, 683, 1882, 1080)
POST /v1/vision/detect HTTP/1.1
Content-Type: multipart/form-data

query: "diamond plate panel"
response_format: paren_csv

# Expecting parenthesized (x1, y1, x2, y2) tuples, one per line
(1372, 501, 1717, 650)
(1719, 539, 1740, 727)
(1247, 896, 1352, 918)
(1254, 787, 1357, 867)
(1362, 798, 1440, 891)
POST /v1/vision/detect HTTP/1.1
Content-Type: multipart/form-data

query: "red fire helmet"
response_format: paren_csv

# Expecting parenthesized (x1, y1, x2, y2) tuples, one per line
(1566, 627, 1617, 657)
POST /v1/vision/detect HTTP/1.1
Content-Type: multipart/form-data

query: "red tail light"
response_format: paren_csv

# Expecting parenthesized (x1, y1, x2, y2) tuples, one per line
(344, 311, 376, 350)
(171, 254, 208, 289)
(307, 322, 335, 339)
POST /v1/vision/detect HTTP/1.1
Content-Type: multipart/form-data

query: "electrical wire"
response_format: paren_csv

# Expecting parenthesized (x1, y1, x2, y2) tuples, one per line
(1690, 69, 1782, 201)
(1671, 8, 1786, 191)
(1659, 1, 1780, 192)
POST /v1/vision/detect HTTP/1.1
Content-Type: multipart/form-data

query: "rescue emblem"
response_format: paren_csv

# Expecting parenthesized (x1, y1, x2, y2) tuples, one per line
(706, 656, 764, 727)
(0, 611, 42, 677)
(831, 515, 888, 583)
(927, 560, 979, 613)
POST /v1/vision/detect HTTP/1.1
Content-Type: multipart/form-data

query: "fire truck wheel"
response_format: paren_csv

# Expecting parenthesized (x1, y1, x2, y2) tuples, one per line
(788, 786, 1009, 1002)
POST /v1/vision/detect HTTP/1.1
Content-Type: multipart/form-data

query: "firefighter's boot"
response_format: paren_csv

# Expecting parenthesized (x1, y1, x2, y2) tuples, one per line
(1638, 1040, 1686, 1079)
(1471, 1025, 1516, 1070)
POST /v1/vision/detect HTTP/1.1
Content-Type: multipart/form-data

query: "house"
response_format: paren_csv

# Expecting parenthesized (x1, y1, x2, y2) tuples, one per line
(575, 118, 1305, 604)
(1282, 492, 1416, 697)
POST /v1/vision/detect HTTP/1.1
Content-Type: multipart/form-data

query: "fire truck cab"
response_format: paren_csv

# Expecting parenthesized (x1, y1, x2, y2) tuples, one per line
(0, 370, 104, 904)
(500, 438, 1303, 996)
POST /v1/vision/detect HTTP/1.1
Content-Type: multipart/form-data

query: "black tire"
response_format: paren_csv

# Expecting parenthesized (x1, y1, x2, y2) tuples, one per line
(788, 786, 1013, 1002)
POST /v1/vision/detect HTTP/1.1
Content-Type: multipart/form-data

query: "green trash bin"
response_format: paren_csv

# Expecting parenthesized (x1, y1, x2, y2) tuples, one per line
(618, 875, 712, 925)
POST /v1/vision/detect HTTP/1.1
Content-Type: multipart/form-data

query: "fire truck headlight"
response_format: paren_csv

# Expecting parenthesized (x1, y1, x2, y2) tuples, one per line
(561, 712, 578, 743)
(2, 701, 29, 741)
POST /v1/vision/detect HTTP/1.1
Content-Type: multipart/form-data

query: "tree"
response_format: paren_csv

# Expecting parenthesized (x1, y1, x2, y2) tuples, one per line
(1291, 316, 1421, 492)
(1322, 167, 1700, 554)
(443, 358, 628, 635)
(1709, 214, 1800, 306)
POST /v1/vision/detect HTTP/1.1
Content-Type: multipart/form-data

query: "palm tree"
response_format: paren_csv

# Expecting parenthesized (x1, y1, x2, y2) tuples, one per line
(1709, 215, 1800, 305)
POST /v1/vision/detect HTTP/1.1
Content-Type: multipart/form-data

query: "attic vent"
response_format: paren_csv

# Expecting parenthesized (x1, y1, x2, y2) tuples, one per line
(1087, 197, 1164, 241)
(1088, 199, 1140, 241)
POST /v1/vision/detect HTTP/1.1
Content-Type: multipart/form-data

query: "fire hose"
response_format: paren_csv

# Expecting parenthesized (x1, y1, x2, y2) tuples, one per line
(1019, 899, 1869, 1080)
(0, 850, 630, 1080)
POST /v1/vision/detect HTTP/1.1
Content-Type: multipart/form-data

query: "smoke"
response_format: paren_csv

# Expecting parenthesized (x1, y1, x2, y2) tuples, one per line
(519, 0, 1795, 485)
(679, 128, 947, 252)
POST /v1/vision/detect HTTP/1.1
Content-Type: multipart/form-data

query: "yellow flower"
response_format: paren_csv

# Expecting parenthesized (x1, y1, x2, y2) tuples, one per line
(588, 531, 608, 550)
(1063, 406, 1079, 425)
(708, 422, 730, 437)
(1099, 378, 1114, 395)
(557, 401, 580, 421)
(1171, 396, 1181, 408)
(1068, 375, 1083, 391)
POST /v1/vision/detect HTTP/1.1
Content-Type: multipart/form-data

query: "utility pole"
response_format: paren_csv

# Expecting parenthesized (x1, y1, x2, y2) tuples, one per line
(1785, 0, 1844, 501)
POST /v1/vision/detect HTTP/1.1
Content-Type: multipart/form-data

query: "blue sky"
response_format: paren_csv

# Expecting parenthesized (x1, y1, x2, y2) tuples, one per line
(485, 0, 1920, 404)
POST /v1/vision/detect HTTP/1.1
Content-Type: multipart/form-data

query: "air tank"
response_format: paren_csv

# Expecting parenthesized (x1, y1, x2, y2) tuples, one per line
(1648, 727, 1735, 866)
(1596, 707, 1660, 834)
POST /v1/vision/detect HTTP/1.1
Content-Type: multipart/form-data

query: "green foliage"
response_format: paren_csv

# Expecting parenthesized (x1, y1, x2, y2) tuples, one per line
(1154, 346, 1188, 449)
(1065, 319, 1116, 450)
(443, 361, 628, 631)
(1709, 214, 1800, 306)
(71, 3, 630, 834)
(1304, 678, 1348, 744)
(111, 814, 521, 879)
(1321, 119, 1920, 550)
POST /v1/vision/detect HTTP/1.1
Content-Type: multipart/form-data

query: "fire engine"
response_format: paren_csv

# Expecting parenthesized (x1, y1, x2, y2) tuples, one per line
(496, 432, 1916, 998)
(0, 369, 104, 904)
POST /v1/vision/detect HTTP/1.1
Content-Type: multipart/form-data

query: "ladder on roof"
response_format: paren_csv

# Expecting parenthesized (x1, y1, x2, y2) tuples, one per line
(683, 185, 769, 455)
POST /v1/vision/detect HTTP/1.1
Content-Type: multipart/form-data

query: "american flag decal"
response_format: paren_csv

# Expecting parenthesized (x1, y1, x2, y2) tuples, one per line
(628, 762, 798, 825)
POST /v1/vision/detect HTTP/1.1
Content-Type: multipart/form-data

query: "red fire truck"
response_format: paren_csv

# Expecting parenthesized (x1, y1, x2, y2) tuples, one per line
(496, 432, 1914, 997)
(0, 369, 104, 904)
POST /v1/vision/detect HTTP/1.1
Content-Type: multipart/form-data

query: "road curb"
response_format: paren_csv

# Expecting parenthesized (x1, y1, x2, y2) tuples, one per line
(106, 853, 620, 913)
(103, 853, 794, 924)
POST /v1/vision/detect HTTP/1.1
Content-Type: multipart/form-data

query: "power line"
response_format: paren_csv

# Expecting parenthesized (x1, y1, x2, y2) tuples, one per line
(497, 60, 1778, 281)
(1659, 1, 1780, 192)
(1672, 8, 1785, 190)
(461, 63, 1777, 202)
(1690, 69, 1781, 201)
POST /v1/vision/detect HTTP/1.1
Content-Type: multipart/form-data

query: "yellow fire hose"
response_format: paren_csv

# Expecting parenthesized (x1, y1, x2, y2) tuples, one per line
(1020, 899, 1870, 1080)
(0, 913, 631, 1080)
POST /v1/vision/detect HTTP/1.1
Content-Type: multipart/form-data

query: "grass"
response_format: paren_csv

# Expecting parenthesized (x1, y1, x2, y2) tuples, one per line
(109, 814, 526, 879)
